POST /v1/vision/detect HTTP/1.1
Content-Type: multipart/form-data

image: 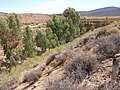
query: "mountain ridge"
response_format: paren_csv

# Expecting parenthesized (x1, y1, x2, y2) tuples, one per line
(0, 12, 7, 14)
(80, 6, 120, 16)
(1, 6, 120, 16)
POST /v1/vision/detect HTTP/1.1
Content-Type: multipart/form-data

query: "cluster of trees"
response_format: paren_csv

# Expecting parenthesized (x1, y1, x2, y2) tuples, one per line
(35, 28, 58, 53)
(0, 7, 85, 71)
(35, 8, 85, 52)
(0, 14, 35, 71)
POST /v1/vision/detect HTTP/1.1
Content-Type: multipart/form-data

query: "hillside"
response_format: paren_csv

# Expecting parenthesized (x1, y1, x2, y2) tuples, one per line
(0, 7, 120, 90)
(0, 14, 51, 30)
(0, 22, 120, 90)
(80, 6, 120, 16)
(0, 12, 7, 14)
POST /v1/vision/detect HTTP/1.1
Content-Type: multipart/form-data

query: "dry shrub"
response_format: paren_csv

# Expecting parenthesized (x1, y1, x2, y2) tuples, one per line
(96, 34, 120, 62)
(45, 78, 79, 90)
(95, 26, 120, 39)
(110, 21, 118, 25)
(63, 51, 98, 83)
(0, 77, 18, 90)
(100, 80, 120, 90)
(40, 50, 99, 90)
(95, 29, 109, 39)
(82, 36, 95, 45)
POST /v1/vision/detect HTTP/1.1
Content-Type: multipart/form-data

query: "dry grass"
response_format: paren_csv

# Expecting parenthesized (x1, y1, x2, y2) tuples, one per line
(107, 27, 120, 34)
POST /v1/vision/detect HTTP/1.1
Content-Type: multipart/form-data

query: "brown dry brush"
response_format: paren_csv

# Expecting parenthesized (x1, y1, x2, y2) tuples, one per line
(0, 48, 99, 90)
(45, 33, 120, 90)
(35, 50, 99, 90)
(0, 52, 59, 90)
(96, 34, 120, 62)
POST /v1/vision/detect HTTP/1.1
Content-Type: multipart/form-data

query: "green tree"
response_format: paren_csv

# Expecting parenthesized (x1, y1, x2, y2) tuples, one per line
(7, 14, 21, 36)
(63, 7, 80, 26)
(79, 23, 86, 34)
(0, 19, 11, 59)
(23, 26, 35, 57)
(47, 15, 66, 45)
(0, 14, 22, 70)
(35, 30, 47, 52)
(46, 7, 85, 48)
(63, 7, 82, 37)
(61, 20, 70, 43)
(45, 28, 58, 48)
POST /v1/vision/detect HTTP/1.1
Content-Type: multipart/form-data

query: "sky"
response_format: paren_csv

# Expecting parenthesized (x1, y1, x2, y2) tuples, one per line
(0, 0, 119, 14)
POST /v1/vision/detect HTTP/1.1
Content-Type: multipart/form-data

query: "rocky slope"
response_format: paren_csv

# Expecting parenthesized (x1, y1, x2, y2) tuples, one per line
(0, 22, 120, 90)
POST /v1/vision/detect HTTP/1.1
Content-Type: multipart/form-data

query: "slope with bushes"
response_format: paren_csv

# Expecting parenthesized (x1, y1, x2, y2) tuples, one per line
(0, 7, 120, 89)
(0, 21, 120, 90)
(0, 7, 85, 85)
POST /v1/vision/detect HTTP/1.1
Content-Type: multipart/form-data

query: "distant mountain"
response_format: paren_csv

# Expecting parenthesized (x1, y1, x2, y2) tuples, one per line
(0, 12, 7, 14)
(80, 6, 120, 16)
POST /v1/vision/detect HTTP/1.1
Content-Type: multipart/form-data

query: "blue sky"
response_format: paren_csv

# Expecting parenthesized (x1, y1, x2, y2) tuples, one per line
(0, 0, 119, 14)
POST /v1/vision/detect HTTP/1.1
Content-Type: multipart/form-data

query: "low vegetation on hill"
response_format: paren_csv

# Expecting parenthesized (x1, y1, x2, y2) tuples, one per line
(0, 7, 120, 90)
(0, 21, 120, 90)
(0, 7, 85, 83)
